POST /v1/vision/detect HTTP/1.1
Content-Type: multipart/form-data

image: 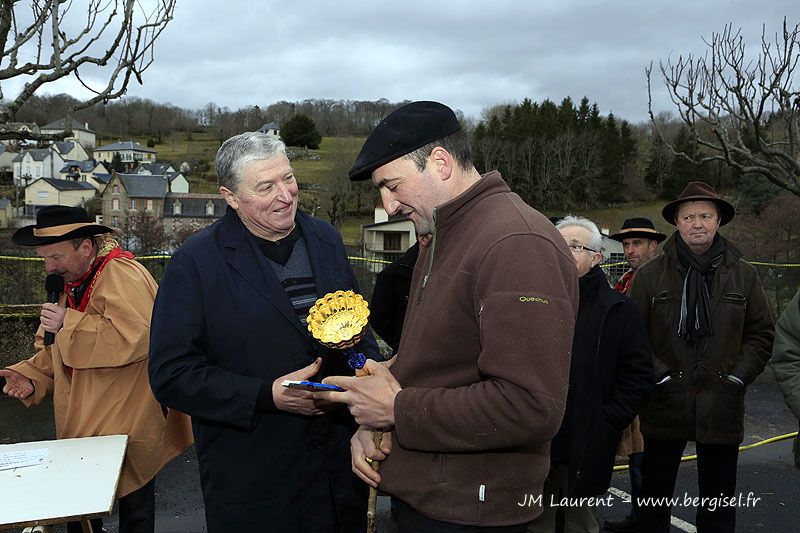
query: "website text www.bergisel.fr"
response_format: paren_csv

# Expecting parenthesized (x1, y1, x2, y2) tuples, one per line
(635, 492, 762, 512)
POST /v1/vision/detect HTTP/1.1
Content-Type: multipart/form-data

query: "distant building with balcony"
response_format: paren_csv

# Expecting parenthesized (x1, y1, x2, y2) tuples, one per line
(93, 141, 156, 171)
(361, 207, 415, 272)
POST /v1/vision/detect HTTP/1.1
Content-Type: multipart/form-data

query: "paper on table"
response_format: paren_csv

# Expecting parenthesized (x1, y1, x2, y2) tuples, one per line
(0, 448, 49, 471)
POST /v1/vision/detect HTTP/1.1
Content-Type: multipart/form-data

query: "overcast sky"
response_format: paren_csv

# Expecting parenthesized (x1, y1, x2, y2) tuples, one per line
(12, 1, 800, 124)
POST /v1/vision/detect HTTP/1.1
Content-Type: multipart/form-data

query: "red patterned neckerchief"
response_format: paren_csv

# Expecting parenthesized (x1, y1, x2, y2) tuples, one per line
(65, 246, 134, 311)
(61, 246, 134, 379)
(614, 268, 636, 295)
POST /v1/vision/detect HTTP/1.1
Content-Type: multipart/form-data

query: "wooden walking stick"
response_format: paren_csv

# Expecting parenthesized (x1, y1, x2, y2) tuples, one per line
(307, 290, 381, 533)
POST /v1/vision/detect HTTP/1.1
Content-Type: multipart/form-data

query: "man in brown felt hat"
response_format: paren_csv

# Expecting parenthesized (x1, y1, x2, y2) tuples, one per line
(627, 182, 774, 533)
(0, 205, 192, 533)
(604, 217, 665, 532)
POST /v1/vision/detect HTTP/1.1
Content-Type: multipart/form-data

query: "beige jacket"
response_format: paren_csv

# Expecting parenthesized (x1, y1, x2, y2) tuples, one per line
(10, 257, 193, 497)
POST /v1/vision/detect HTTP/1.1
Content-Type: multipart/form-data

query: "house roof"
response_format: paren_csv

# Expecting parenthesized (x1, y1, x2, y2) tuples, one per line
(119, 174, 168, 198)
(53, 141, 76, 154)
(258, 122, 279, 131)
(0, 122, 40, 134)
(60, 160, 97, 173)
(136, 162, 173, 174)
(94, 140, 156, 153)
(164, 193, 226, 218)
(40, 178, 96, 191)
(12, 148, 53, 162)
(362, 215, 413, 229)
(41, 118, 93, 133)
(92, 173, 112, 184)
(0, 199, 10, 208)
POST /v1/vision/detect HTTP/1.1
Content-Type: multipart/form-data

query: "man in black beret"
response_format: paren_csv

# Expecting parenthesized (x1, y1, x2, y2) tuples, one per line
(0, 206, 192, 533)
(628, 182, 773, 533)
(319, 101, 580, 531)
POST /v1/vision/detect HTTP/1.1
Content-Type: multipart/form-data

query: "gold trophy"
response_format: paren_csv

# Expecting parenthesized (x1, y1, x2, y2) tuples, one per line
(307, 290, 381, 533)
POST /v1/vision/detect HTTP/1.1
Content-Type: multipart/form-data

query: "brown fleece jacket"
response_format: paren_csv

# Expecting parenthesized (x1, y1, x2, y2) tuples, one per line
(380, 171, 579, 526)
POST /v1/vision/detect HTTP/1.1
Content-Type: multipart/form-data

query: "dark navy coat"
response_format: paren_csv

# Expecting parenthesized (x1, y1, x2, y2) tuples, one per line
(552, 266, 654, 497)
(148, 208, 376, 532)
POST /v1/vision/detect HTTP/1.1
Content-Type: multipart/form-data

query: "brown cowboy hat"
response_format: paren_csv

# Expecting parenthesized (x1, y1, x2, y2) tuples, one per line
(13, 205, 113, 246)
(661, 181, 735, 226)
(609, 217, 667, 243)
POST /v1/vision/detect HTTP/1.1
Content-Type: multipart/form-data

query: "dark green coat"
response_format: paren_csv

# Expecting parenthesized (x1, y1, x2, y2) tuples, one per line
(772, 289, 800, 419)
(770, 289, 800, 468)
(629, 234, 774, 445)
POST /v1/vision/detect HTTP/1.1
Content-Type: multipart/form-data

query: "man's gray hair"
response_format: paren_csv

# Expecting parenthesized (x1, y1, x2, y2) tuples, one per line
(556, 215, 604, 258)
(215, 132, 287, 192)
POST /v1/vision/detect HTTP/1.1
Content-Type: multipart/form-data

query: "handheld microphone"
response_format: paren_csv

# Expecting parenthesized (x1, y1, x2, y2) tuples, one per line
(44, 274, 64, 346)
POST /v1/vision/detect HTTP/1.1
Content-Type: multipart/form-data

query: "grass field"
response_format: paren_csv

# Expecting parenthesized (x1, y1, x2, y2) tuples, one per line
(550, 202, 670, 236)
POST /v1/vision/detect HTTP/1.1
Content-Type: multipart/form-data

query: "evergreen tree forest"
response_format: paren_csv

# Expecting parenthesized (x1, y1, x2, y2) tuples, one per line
(472, 97, 636, 210)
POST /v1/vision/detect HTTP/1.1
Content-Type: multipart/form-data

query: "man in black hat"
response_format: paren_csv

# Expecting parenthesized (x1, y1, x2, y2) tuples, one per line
(604, 217, 665, 533)
(0, 205, 192, 533)
(609, 217, 666, 295)
(628, 182, 774, 533)
(318, 101, 579, 531)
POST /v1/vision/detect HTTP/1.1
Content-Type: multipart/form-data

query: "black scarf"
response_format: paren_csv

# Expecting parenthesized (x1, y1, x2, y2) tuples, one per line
(675, 233, 726, 343)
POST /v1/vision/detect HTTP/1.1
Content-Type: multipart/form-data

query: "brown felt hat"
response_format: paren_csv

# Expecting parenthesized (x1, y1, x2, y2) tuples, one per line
(13, 205, 113, 246)
(661, 181, 735, 226)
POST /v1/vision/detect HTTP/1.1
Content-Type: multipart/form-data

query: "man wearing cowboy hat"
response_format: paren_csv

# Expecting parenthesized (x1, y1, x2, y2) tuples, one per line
(604, 217, 665, 533)
(0, 205, 193, 533)
(628, 183, 774, 533)
(610, 217, 667, 295)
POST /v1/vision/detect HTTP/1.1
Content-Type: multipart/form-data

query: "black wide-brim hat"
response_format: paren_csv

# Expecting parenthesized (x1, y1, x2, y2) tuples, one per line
(610, 217, 667, 243)
(13, 205, 113, 246)
(348, 101, 462, 181)
(661, 181, 736, 226)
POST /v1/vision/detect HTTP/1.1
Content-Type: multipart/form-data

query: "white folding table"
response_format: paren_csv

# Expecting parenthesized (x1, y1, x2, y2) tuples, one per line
(0, 435, 127, 532)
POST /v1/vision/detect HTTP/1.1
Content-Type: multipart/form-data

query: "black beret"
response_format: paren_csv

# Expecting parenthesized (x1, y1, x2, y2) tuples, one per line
(348, 101, 462, 181)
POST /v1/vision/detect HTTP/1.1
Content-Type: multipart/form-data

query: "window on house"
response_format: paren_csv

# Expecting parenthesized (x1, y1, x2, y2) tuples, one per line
(383, 233, 401, 251)
(174, 201, 181, 215)
(146, 199, 153, 211)
(130, 199, 136, 210)
(112, 216, 119, 226)
(206, 201, 214, 216)
(112, 198, 119, 211)
(113, 185, 119, 194)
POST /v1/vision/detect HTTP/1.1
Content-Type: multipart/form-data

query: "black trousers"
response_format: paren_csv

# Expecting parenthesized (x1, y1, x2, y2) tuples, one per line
(67, 478, 155, 533)
(635, 438, 739, 533)
(393, 498, 530, 533)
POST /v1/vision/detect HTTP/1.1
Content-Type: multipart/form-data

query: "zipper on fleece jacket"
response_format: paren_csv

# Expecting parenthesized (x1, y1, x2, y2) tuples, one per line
(417, 207, 437, 304)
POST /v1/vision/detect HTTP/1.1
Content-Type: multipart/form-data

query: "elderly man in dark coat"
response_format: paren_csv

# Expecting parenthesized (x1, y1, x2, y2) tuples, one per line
(629, 182, 774, 533)
(148, 132, 379, 532)
(528, 216, 653, 533)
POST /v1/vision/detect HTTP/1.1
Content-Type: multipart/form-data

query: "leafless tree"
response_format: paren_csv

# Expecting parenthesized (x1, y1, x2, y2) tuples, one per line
(647, 19, 800, 197)
(0, 0, 176, 142)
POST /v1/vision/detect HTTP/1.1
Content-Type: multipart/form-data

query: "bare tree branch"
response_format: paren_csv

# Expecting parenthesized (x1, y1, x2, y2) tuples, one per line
(0, 0, 175, 142)
(648, 18, 800, 197)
